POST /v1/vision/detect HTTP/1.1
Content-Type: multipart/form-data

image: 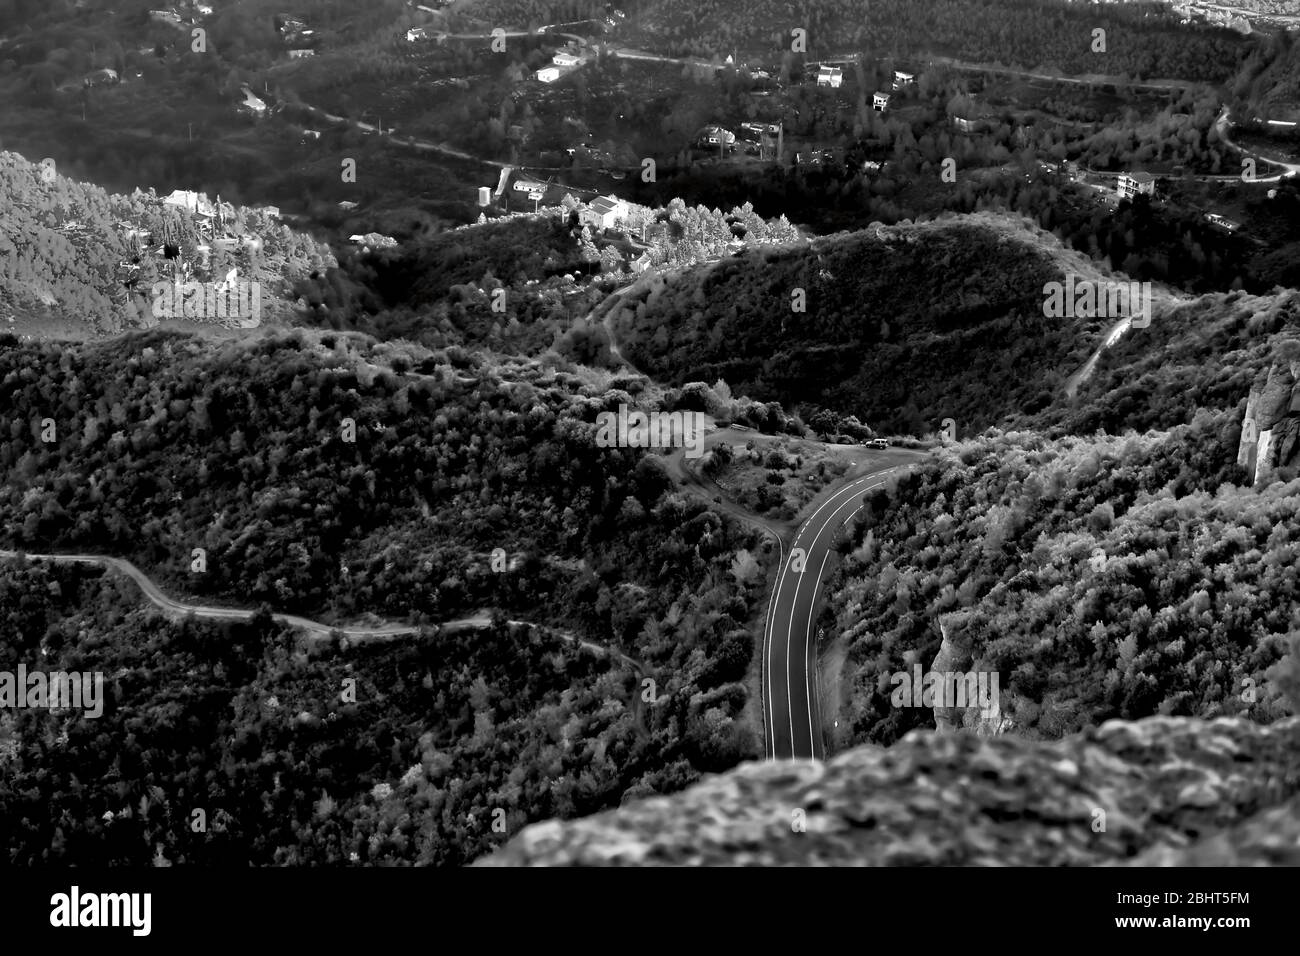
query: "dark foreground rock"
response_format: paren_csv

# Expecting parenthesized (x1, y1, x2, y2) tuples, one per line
(477, 716, 1300, 866)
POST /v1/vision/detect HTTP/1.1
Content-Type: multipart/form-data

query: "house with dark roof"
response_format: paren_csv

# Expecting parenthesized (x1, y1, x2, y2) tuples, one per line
(581, 195, 627, 230)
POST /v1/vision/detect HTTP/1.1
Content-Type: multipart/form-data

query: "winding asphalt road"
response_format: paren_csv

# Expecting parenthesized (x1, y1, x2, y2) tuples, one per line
(761, 453, 919, 761)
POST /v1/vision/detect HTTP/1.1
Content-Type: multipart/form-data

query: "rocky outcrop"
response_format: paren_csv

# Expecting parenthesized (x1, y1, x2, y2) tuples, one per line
(477, 716, 1300, 866)
(931, 613, 1012, 736)
(1122, 794, 1300, 866)
(1238, 355, 1300, 487)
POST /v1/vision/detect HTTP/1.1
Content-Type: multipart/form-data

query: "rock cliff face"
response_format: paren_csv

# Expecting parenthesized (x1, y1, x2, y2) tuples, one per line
(1238, 357, 1300, 487)
(931, 614, 1014, 736)
(477, 716, 1299, 866)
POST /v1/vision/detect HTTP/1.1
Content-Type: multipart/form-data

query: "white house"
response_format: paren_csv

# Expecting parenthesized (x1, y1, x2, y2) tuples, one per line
(817, 65, 843, 88)
(537, 66, 561, 82)
(237, 86, 267, 116)
(1117, 171, 1156, 199)
(163, 189, 216, 218)
(581, 195, 627, 231)
(552, 51, 583, 67)
(288, 49, 314, 58)
(406, 27, 429, 42)
(893, 71, 915, 88)
(512, 178, 548, 193)
(872, 91, 890, 112)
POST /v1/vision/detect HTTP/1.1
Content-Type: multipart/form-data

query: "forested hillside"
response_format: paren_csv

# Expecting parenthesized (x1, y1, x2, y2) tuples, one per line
(610, 212, 1134, 435)
(825, 304, 1300, 749)
(831, 428, 1300, 746)
(615, 0, 1247, 80)
(4, 0, 1299, 874)
(0, 328, 768, 842)
(0, 151, 334, 334)
(317, 198, 801, 360)
(0, 558, 705, 865)
(1052, 285, 1300, 437)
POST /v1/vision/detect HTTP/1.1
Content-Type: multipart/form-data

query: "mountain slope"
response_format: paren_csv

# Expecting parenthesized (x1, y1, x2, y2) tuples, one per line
(611, 211, 1184, 436)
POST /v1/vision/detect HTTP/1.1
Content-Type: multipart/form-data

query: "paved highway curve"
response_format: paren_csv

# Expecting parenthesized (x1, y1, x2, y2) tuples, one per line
(762, 466, 904, 761)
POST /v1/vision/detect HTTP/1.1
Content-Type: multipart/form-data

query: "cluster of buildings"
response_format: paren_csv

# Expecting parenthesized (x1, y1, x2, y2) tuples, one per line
(480, 173, 635, 232)
(537, 47, 589, 83)
(1171, 3, 1252, 34)
(808, 65, 913, 105)
(471, 183, 660, 272)
(109, 189, 274, 328)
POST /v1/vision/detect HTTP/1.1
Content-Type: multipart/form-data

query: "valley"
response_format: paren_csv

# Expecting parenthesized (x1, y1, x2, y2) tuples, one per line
(0, 0, 1299, 885)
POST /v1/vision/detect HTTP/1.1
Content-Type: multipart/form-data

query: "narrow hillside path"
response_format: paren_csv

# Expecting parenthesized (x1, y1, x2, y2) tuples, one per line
(0, 549, 642, 670)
